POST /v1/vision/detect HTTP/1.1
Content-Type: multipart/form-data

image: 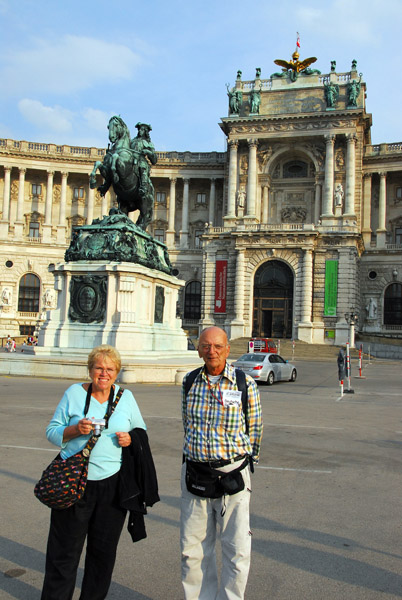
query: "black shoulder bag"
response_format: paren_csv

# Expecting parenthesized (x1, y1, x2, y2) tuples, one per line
(34, 385, 124, 510)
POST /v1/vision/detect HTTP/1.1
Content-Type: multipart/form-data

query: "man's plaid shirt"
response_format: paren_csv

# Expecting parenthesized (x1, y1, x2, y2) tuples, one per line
(181, 362, 263, 463)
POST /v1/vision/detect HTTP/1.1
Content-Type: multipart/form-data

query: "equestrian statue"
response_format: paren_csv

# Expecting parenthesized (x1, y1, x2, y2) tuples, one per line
(89, 117, 157, 231)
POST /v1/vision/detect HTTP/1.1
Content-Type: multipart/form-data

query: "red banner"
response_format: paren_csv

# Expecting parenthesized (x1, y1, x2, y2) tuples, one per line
(214, 260, 227, 313)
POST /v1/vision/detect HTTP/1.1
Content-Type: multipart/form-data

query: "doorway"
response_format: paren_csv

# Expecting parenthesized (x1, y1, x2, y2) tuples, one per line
(253, 260, 294, 338)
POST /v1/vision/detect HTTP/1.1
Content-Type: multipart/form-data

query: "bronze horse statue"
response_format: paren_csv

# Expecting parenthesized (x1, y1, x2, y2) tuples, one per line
(89, 116, 156, 230)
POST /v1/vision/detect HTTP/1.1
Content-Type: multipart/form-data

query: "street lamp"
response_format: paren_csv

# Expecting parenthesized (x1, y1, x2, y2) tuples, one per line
(344, 308, 359, 347)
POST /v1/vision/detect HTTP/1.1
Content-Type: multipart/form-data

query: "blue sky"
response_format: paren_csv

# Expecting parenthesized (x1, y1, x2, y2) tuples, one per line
(0, 0, 401, 151)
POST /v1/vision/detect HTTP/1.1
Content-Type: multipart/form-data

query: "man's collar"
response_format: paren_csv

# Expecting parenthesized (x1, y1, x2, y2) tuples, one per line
(201, 362, 235, 383)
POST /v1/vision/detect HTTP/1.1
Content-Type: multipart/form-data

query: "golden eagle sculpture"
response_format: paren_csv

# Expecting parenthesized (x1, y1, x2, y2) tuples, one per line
(272, 50, 320, 82)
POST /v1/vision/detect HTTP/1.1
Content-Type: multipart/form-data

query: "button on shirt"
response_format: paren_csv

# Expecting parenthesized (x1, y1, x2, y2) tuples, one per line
(182, 363, 263, 463)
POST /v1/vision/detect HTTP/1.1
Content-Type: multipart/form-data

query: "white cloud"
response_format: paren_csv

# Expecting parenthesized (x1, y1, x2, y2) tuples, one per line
(296, 0, 402, 44)
(18, 99, 73, 133)
(2, 35, 144, 96)
(82, 108, 111, 132)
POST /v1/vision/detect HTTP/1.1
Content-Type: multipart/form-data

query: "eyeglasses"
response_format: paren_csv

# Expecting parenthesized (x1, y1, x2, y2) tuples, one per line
(199, 344, 227, 351)
(93, 367, 116, 374)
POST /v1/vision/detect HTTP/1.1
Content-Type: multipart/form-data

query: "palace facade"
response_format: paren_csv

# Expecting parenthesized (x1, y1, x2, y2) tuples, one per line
(0, 56, 401, 344)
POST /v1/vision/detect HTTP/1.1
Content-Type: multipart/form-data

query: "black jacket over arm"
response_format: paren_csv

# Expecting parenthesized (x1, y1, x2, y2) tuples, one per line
(119, 427, 160, 542)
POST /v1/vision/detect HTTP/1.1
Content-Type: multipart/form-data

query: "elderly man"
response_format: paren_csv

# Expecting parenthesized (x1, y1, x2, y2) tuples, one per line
(180, 326, 263, 600)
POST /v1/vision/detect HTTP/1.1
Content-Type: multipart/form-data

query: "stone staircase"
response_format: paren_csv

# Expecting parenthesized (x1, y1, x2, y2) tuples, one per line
(228, 337, 362, 361)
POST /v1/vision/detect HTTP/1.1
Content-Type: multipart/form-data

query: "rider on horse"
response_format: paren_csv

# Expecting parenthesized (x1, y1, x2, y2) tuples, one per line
(130, 123, 157, 196)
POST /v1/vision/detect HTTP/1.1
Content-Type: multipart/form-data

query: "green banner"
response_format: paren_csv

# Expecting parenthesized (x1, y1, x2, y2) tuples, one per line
(324, 260, 338, 316)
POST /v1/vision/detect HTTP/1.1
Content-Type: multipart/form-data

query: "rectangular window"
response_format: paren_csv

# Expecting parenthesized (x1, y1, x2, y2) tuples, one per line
(74, 187, 85, 200)
(396, 228, 402, 244)
(29, 222, 40, 238)
(32, 184, 42, 196)
(154, 229, 165, 242)
(196, 193, 206, 204)
(156, 192, 166, 204)
(396, 187, 402, 199)
(194, 230, 203, 248)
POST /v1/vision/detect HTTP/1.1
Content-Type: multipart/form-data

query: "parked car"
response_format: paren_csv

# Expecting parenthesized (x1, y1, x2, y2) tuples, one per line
(233, 353, 297, 385)
(248, 338, 277, 353)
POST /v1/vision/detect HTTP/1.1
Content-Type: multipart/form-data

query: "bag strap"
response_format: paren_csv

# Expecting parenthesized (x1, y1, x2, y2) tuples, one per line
(82, 386, 125, 455)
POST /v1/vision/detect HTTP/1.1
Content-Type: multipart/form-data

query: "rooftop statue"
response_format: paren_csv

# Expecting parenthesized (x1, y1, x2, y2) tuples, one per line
(226, 84, 243, 115)
(89, 116, 157, 231)
(272, 50, 319, 82)
(347, 75, 362, 107)
(324, 81, 339, 108)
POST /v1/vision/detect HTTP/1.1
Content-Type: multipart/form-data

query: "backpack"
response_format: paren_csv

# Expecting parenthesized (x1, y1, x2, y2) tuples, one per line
(184, 366, 249, 435)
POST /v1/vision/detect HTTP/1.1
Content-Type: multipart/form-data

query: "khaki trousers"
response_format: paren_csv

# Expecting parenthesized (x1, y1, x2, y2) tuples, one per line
(180, 462, 252, 600)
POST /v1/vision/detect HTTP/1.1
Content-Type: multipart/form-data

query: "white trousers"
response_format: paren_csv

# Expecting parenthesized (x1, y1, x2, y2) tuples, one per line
(180, 462, 252, 600)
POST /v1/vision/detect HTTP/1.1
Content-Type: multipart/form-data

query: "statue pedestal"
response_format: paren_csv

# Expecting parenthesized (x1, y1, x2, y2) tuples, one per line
(37, 261, 188, 358)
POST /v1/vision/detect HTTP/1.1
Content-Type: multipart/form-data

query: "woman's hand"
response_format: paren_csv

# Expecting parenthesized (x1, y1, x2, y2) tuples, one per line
(115, 432, 131, 447)
(62, 418, 93, 442)
(77, 418, 93, 436)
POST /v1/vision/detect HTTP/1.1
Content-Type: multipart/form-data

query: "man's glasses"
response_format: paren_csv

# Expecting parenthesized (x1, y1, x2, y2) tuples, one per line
(199, 344, 227, 351)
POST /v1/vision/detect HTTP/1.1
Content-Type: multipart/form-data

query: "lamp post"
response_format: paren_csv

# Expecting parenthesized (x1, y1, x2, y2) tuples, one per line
(344, 308, 359, 348)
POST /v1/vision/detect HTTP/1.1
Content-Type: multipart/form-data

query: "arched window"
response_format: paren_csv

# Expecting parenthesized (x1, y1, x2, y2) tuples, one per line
(384, 283, 402, 325)
(184, 281, 201, 320)
(18, 273, 40, 312)
(283, 160, 308, 178)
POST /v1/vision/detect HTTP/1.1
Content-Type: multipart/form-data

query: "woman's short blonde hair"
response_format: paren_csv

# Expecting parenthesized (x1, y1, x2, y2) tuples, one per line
(87, 345, 121, 373)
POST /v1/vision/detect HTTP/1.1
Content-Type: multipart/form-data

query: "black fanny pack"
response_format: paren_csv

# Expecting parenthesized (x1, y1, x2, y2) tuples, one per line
(185, 457, 249, 498)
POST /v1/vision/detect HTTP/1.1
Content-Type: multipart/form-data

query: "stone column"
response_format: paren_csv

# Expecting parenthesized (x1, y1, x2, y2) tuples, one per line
(298, 249, 313, 343)
(345, 134, 357, 216)
(199, 249, 216, 329)
(262, 184, 269, 224)
(166, 177, 177, 248)
(362, 173, 372, 247)
(224, 139, 238, 224)
(57, 171, 68, 244)
(14, 168, 26, 239)
(2, 166, 11, 222)
(377, 171, 387, 248)
(101, 191, 109, 218)
(180, 178, 189, 248)
(86, 179, 95, 224)
(322, 134, 335, 217)
(231, 248, 246, 338)
(208, 178, 216, 225)
(42, 170, 54, 242)
(245, 139, 258, 221)
(314, 179, 322, 224)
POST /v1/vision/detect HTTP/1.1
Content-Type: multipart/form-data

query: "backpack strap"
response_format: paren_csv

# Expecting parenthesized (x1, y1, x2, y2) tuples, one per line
(184, 366, 203, 397)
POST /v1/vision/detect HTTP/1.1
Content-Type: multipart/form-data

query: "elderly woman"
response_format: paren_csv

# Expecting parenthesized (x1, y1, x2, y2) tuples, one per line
(41, 345, 146, 600)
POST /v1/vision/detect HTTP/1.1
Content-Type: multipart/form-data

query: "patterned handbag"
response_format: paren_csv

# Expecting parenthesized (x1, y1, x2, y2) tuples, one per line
(34, 386, 124, 510)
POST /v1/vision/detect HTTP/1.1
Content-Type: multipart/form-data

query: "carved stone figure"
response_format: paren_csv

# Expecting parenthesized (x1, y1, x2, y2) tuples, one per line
(1, 287, 11, 305)
(331, 60, 336, 72)
(347, 77, 361, 107)
(324, 82, 339, 108)
(44, 289, 55, 308)
(236, 189, 246, 208)
(366, 297, 377, 319)
(255, 67, 261, 79)
(249, 89, 261, 114)
(89, 116, 157, 230)
(226, 85, 242, 114)
(334, 183, 344, 207)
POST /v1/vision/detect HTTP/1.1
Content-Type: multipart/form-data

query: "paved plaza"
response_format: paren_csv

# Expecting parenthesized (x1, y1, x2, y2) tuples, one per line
(0, 357, 401, 599)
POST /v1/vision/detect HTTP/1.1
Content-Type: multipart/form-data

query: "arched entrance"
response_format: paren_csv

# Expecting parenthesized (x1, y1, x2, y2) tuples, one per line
(253, 260, 294, 338)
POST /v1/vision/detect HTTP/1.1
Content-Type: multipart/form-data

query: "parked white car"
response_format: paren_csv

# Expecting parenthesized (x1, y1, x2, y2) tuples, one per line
(233, 353, 297, 385)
